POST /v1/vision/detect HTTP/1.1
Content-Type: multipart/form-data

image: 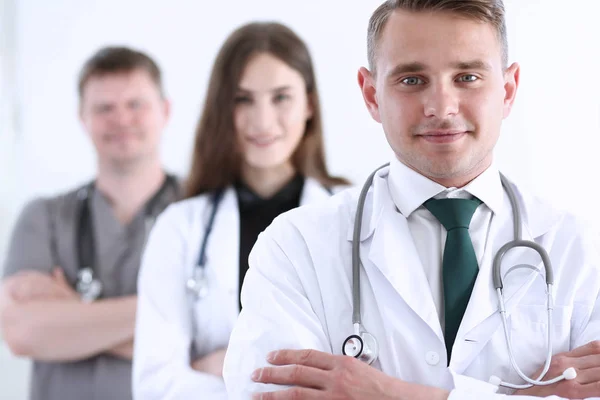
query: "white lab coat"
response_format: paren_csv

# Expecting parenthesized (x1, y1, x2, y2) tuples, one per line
(132, 178, 341, 400)
(223, 165, 600, 400)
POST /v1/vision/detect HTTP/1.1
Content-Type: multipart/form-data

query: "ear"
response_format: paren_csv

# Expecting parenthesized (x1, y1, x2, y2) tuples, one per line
(358, 67, 381, 123)
(305, 95, 314, 120)
(78, 101, 90, 134)
(502, 62, 520, 119)
(162, 97, 172, 121)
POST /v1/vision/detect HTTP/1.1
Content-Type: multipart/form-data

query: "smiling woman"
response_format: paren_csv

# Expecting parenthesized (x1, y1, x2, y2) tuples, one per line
(184, 22, 348, 198)
(131, 21, 349, 400)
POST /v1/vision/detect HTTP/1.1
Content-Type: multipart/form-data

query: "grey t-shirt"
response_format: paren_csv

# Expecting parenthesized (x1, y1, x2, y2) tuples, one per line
(2, 175, 181, 400)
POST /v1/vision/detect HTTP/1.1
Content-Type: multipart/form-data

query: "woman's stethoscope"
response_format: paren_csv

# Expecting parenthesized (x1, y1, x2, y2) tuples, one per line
(185, 190, 225, 299)
(341, 164, 577, 390)
(185, 183, 334, 300)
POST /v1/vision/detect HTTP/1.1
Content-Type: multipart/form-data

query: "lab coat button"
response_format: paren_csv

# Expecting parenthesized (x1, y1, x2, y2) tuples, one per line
(425, 351, 440, 366)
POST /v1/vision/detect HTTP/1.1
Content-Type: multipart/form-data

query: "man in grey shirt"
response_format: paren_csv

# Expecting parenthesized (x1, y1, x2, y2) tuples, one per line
(0, 46, 181, 400)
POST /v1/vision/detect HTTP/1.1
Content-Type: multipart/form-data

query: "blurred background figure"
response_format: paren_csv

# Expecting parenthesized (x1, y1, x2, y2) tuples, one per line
(0, 46, 181, 400)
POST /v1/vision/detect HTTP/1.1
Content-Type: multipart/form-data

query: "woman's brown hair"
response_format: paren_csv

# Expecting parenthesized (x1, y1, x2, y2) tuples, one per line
(184, 22, 349, 198)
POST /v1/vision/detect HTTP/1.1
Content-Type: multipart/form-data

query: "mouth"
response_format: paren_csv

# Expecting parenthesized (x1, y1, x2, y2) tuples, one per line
(108, 131, 137, 141)
(419, 131, 469, 144)
(246, 136, 280, 147)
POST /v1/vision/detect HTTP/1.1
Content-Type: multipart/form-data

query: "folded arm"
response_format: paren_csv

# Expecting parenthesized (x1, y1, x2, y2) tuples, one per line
(133, 204, 227, 400)
(0, 276, 137, 362)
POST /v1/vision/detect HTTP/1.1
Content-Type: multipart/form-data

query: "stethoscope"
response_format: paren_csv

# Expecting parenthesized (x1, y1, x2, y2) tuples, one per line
(185, 189, 225, 299)
(75, 175, 178, 302)
(341, 164, 577, 390)
(185, 182, 335, 299)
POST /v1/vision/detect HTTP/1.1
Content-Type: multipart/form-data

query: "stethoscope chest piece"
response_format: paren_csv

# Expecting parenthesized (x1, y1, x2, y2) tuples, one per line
(76, 267, 103, 302)
(186, 267, 209, 299)
(342, 331, 378, 365)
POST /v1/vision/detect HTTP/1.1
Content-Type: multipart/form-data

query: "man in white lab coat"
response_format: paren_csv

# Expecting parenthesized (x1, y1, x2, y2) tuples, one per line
(223, 1, 600, 399)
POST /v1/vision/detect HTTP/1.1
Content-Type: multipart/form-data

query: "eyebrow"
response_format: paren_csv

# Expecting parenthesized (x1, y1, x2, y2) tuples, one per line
(386, 60, 493, 79)
(451, 60, 492, 71)
(236, 85, 292, 94)
(386, 62, 427, 79)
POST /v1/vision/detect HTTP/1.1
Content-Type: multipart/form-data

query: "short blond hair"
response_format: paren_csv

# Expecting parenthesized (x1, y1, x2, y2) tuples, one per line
(367, 0, 508, 71)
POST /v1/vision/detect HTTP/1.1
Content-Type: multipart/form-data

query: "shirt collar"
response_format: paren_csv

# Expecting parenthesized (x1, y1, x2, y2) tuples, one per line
(387, 157, 504, 217)
(235, 174, 304, 210)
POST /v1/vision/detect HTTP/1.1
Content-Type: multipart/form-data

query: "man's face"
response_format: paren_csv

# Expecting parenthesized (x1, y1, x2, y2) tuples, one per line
(359, 10, 519, 186)
(79, 69, 170, 169)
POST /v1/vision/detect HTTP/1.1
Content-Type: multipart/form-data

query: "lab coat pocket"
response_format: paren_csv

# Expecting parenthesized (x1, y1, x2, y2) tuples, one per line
(508, 304, 572, 379)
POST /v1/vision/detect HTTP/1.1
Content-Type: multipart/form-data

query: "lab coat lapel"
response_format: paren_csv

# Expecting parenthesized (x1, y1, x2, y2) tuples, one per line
(205, 187, 240, 318)
(365, 175, 444, 342)
(300, 178, 334, 205)
(451, 190, 549, 373)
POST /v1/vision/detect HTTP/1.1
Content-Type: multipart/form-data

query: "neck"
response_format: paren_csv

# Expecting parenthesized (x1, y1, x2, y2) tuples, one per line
(96, 158, 165, 224)
(405, 156, 493, 188)
(240, 163, 296, 198)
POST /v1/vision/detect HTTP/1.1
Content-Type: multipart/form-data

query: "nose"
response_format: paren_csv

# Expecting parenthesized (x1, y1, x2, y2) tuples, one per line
(247, 100, 276, 134)
(111, 106, 135, 128)
(423, 82, 459, 118)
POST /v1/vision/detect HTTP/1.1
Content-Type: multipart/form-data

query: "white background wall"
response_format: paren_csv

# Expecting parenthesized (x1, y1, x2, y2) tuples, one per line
(1, 0, 600, 398)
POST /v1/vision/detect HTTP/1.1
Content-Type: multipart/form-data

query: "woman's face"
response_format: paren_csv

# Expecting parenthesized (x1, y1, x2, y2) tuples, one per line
(234, 52, 312, 173)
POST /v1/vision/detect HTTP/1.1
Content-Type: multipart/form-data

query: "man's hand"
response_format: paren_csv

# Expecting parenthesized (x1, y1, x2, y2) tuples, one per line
(5, 268, 78, 302)
(192, 348, 228, 377)
(250, 349, 448, 400)
(514, 340, 600, 399)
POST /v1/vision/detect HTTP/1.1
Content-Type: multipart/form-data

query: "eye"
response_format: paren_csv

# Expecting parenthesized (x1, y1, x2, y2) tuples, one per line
(94, 104, 113, 114)
(234, 96, 252, 104)
(401, 77, 425, 86)
(273, 93, 290, 103)
(129, 100, 142, 109)
(457, 74, 479, 83)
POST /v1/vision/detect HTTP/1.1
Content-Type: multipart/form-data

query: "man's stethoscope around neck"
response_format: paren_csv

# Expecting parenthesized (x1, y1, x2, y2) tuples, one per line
(341, 163, 576, 390)
(75, 174, 178, 302)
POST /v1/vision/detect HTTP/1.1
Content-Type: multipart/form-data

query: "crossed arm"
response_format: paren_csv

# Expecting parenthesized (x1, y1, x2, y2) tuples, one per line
(248, 343, 600, 400)
(0, 268, 136, 362)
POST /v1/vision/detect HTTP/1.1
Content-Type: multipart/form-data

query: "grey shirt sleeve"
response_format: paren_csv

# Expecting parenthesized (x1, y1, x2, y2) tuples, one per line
(2, 197, 56, 278)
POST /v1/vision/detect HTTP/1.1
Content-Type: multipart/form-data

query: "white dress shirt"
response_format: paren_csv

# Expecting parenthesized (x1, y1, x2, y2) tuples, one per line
(387, 158, 505, 327)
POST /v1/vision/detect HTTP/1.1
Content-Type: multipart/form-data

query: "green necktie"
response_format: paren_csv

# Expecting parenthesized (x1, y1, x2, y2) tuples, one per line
(424, 197, 482, 363)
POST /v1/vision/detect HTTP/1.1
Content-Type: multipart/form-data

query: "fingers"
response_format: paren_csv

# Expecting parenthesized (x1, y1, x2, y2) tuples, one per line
(52, 268, 73, 293)
(10, 272, 54, 291)
(252, 364, 328, 389)
(252, 387, 323, 400)
(9, 268, 74, 301)
(565, 341, 600, 358)
(569, 355, 600, 371)
(575, 367, 600, 385)
(575, 381, 600, 398)
(266, 349, 336, 370)
(52, 267, 64, 280)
